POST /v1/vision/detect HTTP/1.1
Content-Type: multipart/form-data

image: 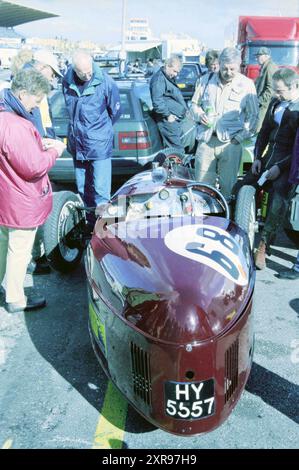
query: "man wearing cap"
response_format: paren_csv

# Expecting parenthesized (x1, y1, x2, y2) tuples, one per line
(28, 49, 63, 138)
(0, 49, 64, 275)
(255, 47, 278, 131)
(28, 50, 65, 273)
(1, 49, 62, 138)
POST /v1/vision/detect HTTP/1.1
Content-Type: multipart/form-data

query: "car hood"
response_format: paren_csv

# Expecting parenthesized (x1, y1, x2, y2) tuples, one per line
(89, 215, 255, 344)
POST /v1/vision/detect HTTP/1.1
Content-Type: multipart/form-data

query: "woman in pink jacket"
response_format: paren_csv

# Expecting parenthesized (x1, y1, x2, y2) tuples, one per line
(0, 69, 65, 313)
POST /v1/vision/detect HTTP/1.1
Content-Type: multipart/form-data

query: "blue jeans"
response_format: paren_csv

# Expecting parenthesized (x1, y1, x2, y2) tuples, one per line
(74, 158, 111, 225)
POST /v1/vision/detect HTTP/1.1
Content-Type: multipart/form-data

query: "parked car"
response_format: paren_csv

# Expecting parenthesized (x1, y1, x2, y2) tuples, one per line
(177, 62, 206, 102)
(93, 57, 121, 76)
(48, 78, 163, 183)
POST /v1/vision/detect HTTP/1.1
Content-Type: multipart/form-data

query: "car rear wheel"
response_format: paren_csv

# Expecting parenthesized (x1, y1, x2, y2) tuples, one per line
(43, 191, 86, 272)
(235, 185, 257, 250)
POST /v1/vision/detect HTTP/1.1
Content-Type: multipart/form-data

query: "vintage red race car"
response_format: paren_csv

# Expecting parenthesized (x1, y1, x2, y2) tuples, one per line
(85, 159, 255, 435)
(43, 155, 255, 435)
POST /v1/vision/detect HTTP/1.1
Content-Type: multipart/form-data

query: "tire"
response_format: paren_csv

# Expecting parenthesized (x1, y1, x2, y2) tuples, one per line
(284, 229, 299, 248)
(235, 185, 257, 250)
(43, 191, 85, 272)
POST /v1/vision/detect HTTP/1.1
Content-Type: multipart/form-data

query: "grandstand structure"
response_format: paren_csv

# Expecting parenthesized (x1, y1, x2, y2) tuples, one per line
(0, 0, 58, 67)
(0, 1, 57, 28)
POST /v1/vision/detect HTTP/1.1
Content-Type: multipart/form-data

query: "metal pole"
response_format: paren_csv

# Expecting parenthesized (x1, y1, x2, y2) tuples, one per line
(119, 0, 127, 75)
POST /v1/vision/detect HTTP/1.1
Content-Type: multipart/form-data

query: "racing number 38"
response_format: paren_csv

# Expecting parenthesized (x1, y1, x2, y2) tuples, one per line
(165, 379, 215, 420)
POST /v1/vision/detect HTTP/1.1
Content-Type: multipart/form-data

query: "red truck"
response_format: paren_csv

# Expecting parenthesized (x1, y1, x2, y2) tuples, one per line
(238, 16, 299, 79)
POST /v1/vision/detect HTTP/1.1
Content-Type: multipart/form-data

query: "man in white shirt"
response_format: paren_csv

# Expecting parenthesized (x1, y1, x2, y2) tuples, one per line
(192, 47, 259, 198)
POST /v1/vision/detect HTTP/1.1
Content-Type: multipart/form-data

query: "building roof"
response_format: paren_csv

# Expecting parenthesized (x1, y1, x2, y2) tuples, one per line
(0, 25, 23, 37)
(0, 1, 58, 27)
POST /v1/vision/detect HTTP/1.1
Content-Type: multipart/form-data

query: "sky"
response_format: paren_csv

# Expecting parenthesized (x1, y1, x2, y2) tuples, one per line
(15, 0, 299, 48)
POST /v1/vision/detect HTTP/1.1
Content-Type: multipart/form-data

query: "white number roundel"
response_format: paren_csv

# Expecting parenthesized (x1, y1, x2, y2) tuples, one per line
(164, 224, 249, 286)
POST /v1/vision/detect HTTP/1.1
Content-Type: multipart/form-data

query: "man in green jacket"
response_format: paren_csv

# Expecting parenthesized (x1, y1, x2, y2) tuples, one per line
(255, 47, 278, 131)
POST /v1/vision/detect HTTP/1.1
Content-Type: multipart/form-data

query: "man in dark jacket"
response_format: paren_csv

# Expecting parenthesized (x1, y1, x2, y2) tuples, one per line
(63, 51, 121, 226)
(277, 129, 299, 279)
(255, 47, 278, 131)
(150, 56, 187, 152)
(289, 128, 299, 186)
(233, 68, 299, 270)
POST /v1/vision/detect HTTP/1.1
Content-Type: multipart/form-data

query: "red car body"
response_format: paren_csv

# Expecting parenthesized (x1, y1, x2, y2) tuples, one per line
(85, 167, 255, 435)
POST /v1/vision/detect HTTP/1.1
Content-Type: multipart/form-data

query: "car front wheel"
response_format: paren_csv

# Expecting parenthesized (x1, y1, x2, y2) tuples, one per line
(43, 191, 86, 272)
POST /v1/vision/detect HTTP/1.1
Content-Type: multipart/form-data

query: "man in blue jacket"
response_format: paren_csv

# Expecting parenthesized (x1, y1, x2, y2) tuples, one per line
(63, 51, 121, 227)
(150, 56, 187, 153)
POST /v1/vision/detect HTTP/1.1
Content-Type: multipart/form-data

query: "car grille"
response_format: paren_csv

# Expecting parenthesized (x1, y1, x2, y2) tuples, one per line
(224, 338, 239, 403)
(130, 342, 152, 406)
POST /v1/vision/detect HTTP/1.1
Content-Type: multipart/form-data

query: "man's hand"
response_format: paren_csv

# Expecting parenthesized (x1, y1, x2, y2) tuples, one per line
(42, 138, 66, 158)
(266, 165, 280, 181)
(42, 138, 54, 150)
(252, 160, 262, 176)
(167, 114, 177, 123)
(198, 112, 210, 126)
(95, 203, 107, 217)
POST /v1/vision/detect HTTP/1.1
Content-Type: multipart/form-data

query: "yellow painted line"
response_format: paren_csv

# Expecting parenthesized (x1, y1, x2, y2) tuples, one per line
(92, 381, 128, 449)
(2, 438, 13, 449)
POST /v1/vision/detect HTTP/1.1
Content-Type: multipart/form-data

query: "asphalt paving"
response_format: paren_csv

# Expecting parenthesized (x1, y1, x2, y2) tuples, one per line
(0, 230, 298, 450)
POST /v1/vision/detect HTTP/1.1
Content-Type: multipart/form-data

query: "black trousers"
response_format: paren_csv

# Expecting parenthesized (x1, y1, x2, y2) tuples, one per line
(157, 120, 184, 153)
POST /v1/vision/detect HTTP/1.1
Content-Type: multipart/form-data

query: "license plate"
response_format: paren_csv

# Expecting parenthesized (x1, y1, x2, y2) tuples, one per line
(177, 83, 186, 88)
(165, 379, 215, 420)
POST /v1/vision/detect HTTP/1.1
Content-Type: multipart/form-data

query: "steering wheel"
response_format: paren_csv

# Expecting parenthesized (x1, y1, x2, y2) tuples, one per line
(165, 154, 183, 165)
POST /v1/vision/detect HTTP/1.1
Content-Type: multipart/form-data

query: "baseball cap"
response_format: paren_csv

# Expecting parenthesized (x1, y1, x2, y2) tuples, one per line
(33, 49, 62, 77)
(255, 47, 271, 56)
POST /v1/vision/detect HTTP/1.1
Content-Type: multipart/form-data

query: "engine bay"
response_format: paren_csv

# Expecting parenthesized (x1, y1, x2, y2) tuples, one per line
(103, 185, 226, 222)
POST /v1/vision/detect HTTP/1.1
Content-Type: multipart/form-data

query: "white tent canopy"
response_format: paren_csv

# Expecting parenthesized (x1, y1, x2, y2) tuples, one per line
(110, 41, 161, 53)
(107, 40, 162, 62)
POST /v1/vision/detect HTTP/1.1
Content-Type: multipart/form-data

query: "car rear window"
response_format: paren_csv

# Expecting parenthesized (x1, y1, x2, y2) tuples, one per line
(50, 92, 69, 119)
(119, 91, 133, 119)
(178, 65, 198, 80)
(133, 84, 153, 118)
(50, 90, 133, 120)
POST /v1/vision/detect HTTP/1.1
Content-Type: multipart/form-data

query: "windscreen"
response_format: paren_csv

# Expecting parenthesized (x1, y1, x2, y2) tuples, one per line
(247, 45, 299, 66)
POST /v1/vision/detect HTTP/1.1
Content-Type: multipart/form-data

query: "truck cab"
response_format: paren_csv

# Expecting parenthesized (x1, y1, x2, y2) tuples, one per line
(238, 16, 299, 80)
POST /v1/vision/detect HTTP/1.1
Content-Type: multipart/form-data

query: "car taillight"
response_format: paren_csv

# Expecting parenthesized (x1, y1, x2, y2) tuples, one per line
(118, 131, 150, 150)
